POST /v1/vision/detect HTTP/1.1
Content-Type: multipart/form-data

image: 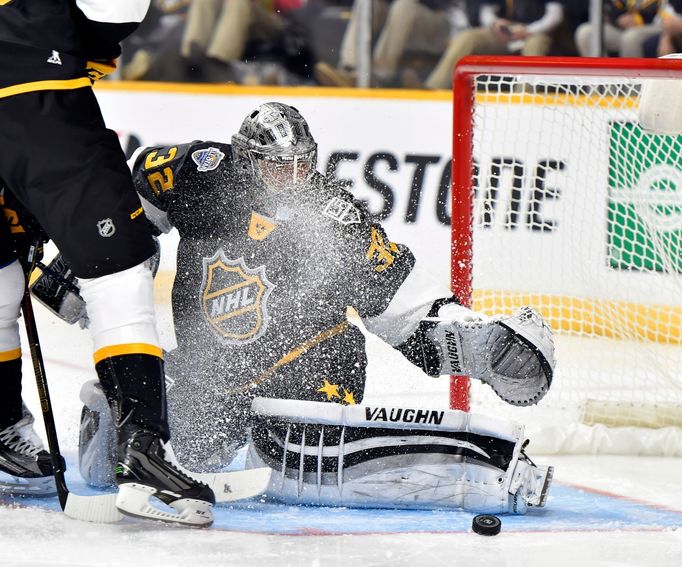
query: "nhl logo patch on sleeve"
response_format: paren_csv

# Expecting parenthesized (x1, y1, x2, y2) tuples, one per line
(192, 147, 225, 172)
(323, 197, 361, 225)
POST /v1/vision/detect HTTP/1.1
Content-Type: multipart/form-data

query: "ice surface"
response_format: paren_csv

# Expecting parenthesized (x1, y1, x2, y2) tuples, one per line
(1, 301, 680, 567)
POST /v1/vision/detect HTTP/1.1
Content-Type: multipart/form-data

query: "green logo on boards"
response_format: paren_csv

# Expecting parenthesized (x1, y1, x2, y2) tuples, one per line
(607, 122, 682, 272)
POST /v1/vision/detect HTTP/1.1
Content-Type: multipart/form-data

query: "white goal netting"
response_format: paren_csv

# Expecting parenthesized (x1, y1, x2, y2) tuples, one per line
(453, 60, 682, 455)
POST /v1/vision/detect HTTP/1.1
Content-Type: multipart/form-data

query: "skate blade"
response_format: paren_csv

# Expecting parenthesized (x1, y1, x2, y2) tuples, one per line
(116, 483, 213, 527)
(526, 465, 554, 508)
(0, 474, 57, 497)
(537, 465, 554, 507)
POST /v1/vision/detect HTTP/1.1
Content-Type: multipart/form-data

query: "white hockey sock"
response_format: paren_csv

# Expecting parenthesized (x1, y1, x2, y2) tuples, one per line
(0, 260, 24, 358)
(78, 262, 162, 362)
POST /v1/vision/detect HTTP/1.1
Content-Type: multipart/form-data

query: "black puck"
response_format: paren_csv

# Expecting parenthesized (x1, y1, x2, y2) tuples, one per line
(472, 514, 501, 536)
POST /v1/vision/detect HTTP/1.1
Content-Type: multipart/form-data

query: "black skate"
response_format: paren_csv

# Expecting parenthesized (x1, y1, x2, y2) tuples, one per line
(0, 411, 56, 497)
(115, 425, 215, 526)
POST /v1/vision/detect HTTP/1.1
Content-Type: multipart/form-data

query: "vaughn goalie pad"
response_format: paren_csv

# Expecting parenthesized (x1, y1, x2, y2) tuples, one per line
(246, 397, 553, 514)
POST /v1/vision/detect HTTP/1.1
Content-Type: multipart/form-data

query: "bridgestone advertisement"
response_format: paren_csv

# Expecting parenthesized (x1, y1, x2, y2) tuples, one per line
(95, 84, 682, 313)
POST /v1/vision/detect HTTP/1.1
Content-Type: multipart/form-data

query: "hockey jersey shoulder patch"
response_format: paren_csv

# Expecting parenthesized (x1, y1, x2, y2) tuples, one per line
(322, 196, 361, 226)
(191, 147, 226, 172)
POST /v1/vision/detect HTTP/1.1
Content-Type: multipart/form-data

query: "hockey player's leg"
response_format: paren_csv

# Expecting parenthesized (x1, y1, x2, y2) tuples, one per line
(78, 378, 272, 504)
(428, 304, 555, 406)
(247, 397, 553, 514)
(0, 259, 55, 496)
(79, 264, 215, 526)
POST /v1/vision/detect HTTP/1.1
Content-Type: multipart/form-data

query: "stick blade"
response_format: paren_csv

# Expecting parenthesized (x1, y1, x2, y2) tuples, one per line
(193, 467, 272, 503)
(64, 492, 123, 523)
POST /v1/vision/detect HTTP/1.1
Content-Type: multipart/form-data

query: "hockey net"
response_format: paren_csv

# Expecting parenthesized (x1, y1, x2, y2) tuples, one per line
(451, 56, 682, 456)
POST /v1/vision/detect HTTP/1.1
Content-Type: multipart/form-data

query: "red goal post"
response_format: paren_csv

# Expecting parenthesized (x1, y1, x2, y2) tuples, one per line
(449, 56, 682, 454)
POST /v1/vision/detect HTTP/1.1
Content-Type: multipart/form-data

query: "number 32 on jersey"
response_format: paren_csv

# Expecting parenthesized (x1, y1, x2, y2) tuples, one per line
(144, 147, 178, 196)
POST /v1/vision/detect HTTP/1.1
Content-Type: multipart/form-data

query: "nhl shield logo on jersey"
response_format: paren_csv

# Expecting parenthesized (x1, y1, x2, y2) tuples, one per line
(96, 218, 116, 238)
(200, 250, 275, 345)
(192, 147, 225, 172)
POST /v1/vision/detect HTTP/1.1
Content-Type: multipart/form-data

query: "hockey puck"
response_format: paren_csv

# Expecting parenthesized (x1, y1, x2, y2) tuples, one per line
(471, 514, 501, 536)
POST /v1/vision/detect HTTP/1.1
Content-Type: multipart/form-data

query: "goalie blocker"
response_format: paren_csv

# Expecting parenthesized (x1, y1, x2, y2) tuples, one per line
(247, 398, 553, 514)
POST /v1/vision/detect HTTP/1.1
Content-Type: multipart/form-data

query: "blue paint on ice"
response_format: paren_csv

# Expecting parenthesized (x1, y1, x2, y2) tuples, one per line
(215, 483, 682, 535)
(2, 454, 680, 535)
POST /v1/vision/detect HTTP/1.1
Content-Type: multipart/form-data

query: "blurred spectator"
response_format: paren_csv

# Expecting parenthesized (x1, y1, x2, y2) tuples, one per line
(558, 0, 590, 55)
(574, 0, 663, 58)
(642, 0, 682, 56)
(120, 0, 191, 81)
(180, 0, 314, 84)
(405, 0, 564, 90)
(658, 0, 682, 53)
(314, 0, 473, 88)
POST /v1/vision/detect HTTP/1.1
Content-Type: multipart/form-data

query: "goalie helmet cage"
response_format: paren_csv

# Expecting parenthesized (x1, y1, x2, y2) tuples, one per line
(451, 56, 682, 456)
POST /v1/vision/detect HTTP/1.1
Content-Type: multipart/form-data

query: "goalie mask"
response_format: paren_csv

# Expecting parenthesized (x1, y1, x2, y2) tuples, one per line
(231, 102, 317, 192)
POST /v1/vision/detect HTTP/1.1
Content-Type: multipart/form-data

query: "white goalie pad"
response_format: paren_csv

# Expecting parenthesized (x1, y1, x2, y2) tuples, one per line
(246, 398, 553, 514)
(638, 54, 682, 136)
(79, 380, 117, 487)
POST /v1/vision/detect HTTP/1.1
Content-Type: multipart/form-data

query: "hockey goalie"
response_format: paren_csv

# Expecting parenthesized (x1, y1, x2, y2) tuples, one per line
(34, 102, 555, 514)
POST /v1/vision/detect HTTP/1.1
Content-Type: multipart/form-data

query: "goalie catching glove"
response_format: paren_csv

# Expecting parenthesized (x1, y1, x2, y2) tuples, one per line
(426, 304, 555, 406)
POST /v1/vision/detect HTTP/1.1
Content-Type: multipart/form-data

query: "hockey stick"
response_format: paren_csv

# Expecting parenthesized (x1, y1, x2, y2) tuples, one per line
(22, 246, 271, 517)
(22, 282, 272, 516)
(189, 468, 272, 503)
(21, 252, 124, 523)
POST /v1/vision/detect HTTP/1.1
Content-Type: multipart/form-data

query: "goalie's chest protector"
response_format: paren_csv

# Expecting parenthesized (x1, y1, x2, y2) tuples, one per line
(170, 173, 374, 399)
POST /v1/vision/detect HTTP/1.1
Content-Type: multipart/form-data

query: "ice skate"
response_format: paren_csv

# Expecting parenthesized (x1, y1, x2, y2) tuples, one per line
(507, 442, 554, 514)
(114, 424, 215, 527)
(0, 409, 56, 497)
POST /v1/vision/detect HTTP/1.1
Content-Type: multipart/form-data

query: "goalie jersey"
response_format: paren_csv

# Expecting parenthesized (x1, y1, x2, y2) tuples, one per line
(130, 141, 445, 466)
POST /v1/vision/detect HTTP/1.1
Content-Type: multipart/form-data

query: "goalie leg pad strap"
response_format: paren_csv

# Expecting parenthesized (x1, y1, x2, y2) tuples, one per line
(247, 397, 553, 514)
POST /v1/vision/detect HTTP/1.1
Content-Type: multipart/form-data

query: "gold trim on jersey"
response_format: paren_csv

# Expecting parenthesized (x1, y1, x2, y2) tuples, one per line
(0, 78, 92, 100)
(225, 321, 350, 394)
(0, 348, 21, 362)
(93, 343, 163, 364)
(0, 194, 25, 233)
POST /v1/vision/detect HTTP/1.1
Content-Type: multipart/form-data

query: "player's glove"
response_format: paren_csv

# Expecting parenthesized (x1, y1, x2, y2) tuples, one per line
(30, 253, 89, 327)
